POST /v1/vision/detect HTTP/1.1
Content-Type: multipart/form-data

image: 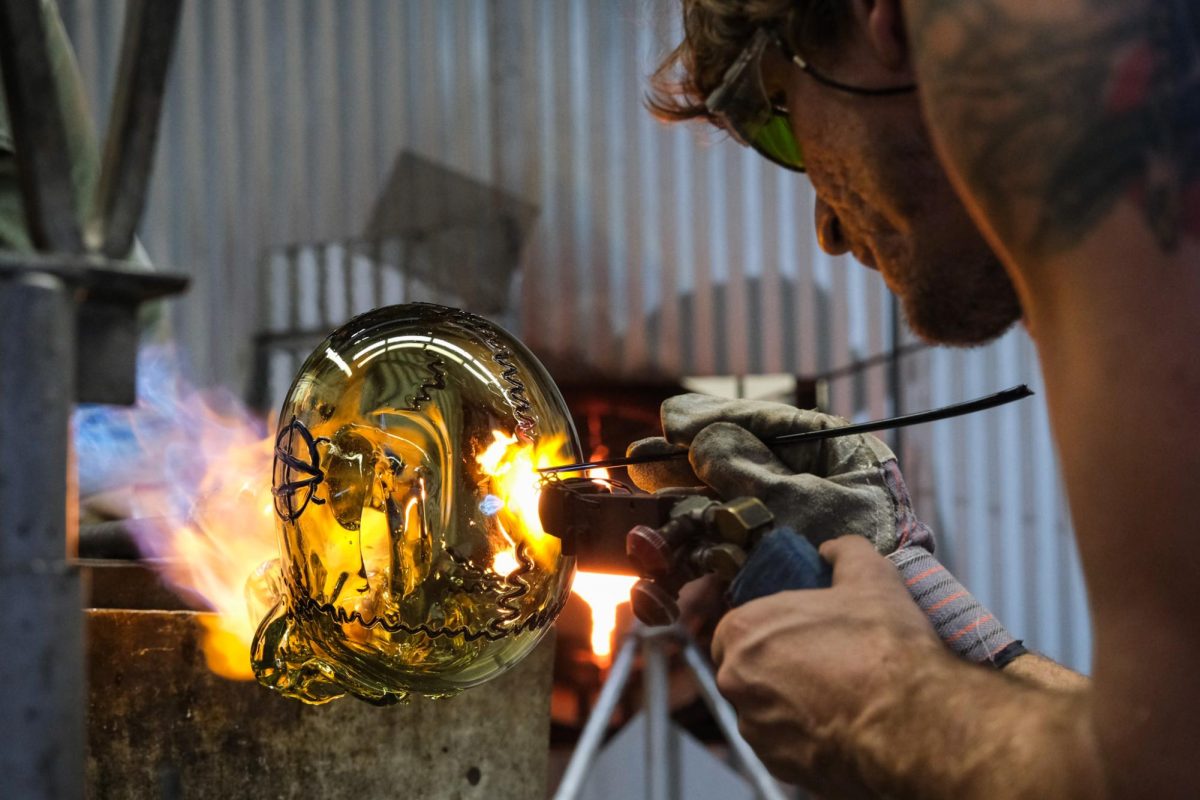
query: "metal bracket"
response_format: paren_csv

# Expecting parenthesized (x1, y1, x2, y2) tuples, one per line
(0, 252, 187, 403)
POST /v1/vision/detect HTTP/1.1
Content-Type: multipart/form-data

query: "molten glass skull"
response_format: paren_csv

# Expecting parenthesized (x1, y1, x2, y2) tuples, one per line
(251, 303, 579, 704)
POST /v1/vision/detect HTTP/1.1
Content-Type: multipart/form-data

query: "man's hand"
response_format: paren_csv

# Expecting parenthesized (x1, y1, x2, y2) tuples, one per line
(630, 393, 1027, 666)
(711, 536, 946, 795)
(711, 536, 1101, 798)
(628, 394, 931, 554)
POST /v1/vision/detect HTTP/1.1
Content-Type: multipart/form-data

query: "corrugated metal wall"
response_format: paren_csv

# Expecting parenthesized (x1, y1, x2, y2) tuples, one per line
(903, 339, 1091, 670)
(58, 0, 1090, 670)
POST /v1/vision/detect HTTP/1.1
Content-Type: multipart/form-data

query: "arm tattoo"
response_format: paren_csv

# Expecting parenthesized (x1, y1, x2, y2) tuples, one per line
(906, 0, 1200, 256)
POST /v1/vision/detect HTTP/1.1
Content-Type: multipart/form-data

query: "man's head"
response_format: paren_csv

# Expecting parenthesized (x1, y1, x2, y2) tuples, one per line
(648, 0, 1022, 346)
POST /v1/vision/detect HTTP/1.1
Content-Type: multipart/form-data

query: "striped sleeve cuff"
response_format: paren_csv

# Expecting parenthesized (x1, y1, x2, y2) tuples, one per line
(887, 546, 1024, 667)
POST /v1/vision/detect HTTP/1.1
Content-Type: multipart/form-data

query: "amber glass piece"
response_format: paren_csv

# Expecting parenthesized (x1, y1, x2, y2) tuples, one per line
(252, 303, 579, 704)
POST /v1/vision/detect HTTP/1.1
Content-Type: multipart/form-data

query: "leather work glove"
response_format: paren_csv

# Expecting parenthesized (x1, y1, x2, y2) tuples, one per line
(628, 394, 1026, 667)
(627, 393, 932, 554)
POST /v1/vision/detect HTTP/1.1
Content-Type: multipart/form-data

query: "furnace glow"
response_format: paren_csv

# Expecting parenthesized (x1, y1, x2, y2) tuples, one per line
(576, 453, 637, 663)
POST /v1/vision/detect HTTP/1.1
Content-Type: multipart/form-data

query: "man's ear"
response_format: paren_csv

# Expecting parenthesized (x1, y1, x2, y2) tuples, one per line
(860, 0, 911, 74)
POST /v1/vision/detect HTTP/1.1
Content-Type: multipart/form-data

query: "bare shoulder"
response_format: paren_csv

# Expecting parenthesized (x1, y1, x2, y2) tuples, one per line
(902, 0, 1200, 416)
(903, 0, 1199, 264)
(904, 2, 1200, 794)
(900, 0, 1200, 559)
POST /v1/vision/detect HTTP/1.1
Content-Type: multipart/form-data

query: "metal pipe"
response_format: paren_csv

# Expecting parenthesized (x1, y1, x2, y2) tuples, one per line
(0, 271, 82, 798)
(539, 385, 1033, 475)
(552, 633, 639, 800)
(682, 641, 789, 800)
(888, 292, 905, 464)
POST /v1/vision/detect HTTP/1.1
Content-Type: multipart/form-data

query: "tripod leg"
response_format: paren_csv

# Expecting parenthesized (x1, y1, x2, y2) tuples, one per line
(552, 633, 639, 800)
(682, 641, 790, 800)
(644, 633, 678, 800)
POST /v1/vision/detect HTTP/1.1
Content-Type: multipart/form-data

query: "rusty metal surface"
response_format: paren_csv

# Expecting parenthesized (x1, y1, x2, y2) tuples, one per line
(86, 609, 554, 799)
(83, 560, 196, 612)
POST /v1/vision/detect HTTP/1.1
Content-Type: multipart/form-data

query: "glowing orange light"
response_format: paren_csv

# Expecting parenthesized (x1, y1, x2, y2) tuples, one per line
(572, 571, 638, 665)
(575, 443, 636, 666)
(477, 430, 518, 476)
(474, 430, 570, 568)
(492, 548, 520, 577)
(584, 444, 610, 484)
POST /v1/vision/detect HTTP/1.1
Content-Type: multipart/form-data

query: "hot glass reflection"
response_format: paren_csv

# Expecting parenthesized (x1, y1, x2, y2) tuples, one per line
(251, 303, 579, 704)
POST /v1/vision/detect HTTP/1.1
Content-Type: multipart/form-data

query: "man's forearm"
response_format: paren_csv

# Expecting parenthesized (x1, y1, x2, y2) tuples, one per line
(711, 540, 1106, 798)
(855, 654, 1104, 799)
(1003, 652, 1088, 692)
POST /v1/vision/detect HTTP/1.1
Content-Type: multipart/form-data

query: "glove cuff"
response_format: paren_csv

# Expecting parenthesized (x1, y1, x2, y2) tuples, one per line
(887, 547, 1024, 668)
(880, 460, 935, 553)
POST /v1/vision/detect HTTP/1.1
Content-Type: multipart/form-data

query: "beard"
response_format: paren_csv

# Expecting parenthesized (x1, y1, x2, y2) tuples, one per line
(897, 249, 1023, 346)
(863, 124, 1024, 346)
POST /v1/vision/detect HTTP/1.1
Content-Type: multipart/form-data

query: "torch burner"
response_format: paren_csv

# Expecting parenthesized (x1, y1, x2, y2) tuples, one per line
(539, 479, 778, 626)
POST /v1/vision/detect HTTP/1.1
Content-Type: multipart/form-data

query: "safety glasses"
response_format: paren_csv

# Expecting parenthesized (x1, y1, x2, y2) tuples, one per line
(705, 29, 805, 172)
(705, 27, 917, 173)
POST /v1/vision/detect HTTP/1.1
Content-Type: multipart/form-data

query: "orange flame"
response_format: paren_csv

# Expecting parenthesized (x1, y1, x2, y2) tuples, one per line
(123, 407, 278, 680)
(475, 434, 637, 664)
(475, 430, 572, 570)
(576, 447, 639, 664)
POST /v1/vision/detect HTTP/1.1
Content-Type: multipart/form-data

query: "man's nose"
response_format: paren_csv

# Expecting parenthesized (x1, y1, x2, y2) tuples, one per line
(814, 197, 850, 256)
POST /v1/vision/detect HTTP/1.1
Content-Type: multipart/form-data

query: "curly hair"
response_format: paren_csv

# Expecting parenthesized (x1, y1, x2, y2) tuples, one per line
(646, 0, 854, 124)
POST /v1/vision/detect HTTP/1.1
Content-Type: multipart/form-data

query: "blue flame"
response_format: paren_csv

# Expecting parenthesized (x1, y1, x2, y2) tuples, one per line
(74, 345, 186, 498)
(479, 494, 505, 516)
(72, 345, 267, 525)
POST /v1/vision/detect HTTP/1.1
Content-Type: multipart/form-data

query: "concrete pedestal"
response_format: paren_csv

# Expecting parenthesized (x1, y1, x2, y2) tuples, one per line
(86, 609, 554, 799)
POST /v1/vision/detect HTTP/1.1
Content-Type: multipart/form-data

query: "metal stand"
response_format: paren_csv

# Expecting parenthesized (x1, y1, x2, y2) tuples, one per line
(553, 625, 788, 800)
(0, 1, 185, 796)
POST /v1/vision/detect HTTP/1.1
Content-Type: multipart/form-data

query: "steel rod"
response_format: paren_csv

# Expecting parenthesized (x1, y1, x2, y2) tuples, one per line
(540, 384, 1033, 475)
(644, 634, 676, 800)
